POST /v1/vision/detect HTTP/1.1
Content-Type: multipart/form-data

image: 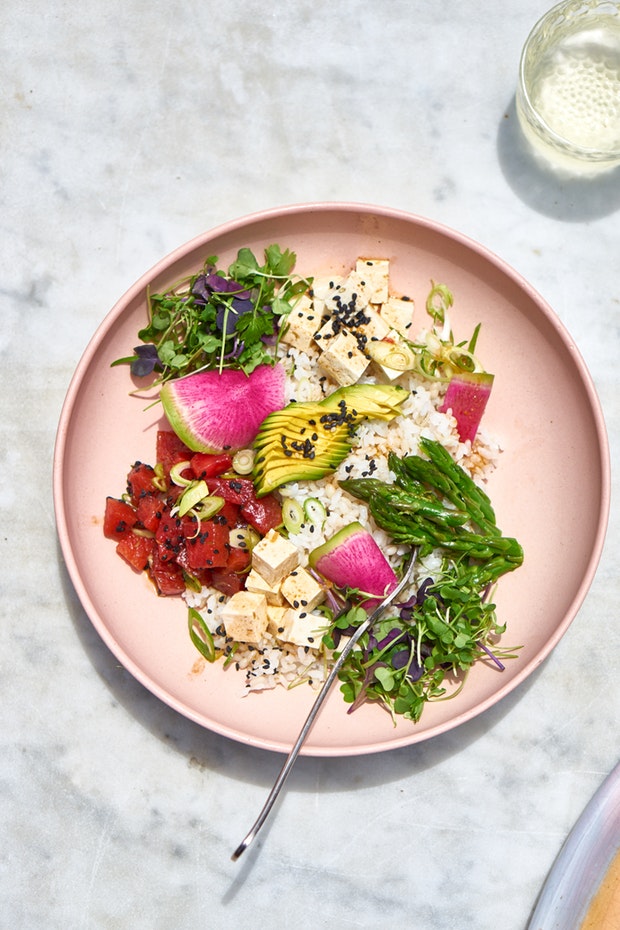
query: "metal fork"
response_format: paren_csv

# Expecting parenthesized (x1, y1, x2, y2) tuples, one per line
(231, 548, 417, 860)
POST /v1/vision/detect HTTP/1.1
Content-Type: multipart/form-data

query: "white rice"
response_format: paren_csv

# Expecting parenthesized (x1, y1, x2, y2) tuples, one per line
(184, 318, 500, 696)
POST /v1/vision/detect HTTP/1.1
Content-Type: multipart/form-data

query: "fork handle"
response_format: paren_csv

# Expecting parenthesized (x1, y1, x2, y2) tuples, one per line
(231, 548, 416, 861)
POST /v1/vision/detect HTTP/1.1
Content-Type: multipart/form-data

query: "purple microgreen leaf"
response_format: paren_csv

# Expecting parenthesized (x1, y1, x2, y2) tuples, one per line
(130, 344, 162, 377)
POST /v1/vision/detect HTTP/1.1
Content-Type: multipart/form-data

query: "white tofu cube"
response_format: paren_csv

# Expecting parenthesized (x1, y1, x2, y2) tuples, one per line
(373, 359, 404, 382)
(280, 567, 325, 612)
(280, 609, 325, 648)
(355, 258, 390, 303)
(311, 295, 328, 327)
(266, 604, 289, 637)
(251, 529, 300, 587)
(380, 295, 414, 337)
(313, 316, 339, 347)
(280, 293, 321, 352)
(317, 329, 370, 386)
(310, 275, 345, 300)
(221, 591, 269, 644)
(316, 292, 389, 358)
(356, 303, 391, 344)
(245, 568, 285, 606)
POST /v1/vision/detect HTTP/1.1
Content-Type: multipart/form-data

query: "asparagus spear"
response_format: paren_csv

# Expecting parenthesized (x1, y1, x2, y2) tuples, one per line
(340, 441, 523, 578)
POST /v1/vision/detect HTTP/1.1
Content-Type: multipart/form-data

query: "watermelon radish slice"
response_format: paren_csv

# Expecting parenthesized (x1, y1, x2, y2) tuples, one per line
(439, 371, 494, 444)
(309, 521, 399, 607)
(160, 363, 286, 454)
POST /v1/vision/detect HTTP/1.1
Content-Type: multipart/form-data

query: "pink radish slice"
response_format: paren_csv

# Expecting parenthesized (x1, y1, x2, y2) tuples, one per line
(160, 363, 286, 453)
(439, 372, 494, 443)
(309, 521, 399, 608)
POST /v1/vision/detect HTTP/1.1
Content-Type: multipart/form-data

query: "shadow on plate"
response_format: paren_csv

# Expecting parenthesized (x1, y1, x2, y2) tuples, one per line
(59, 543, 543, 794)
(497, 96, 620, 222)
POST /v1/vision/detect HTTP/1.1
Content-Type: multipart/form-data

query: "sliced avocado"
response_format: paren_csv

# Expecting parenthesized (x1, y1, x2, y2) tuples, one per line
(252, 384, 409, 497)
(254, 461, 345, 496)
(322, 383, 408, 418)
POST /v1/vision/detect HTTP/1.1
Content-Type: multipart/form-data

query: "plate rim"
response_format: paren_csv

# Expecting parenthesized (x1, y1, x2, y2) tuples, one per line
(527, 760, 620, 929)
(52, 201, 611, 756)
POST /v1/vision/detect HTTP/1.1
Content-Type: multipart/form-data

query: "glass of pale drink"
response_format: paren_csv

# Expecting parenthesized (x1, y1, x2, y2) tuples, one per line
(516, 0, 620, 172)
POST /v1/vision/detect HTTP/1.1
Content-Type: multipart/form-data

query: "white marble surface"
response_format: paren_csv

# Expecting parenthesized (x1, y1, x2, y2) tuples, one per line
(3, 1, 619, 927)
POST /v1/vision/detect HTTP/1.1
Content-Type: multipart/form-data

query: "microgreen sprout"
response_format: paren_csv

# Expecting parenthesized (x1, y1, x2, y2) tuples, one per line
(113, 244, 312, 384)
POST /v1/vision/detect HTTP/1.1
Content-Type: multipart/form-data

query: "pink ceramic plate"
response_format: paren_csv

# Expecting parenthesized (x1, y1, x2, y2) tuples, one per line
(53, 203, 610, 757)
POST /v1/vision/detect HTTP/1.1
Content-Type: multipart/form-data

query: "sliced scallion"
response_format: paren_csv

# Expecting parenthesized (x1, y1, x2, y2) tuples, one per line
(152, 462, 168, 492)
(223, 643, 239, 667)
(303, 497, 326, 529)
(366, 339, 416, 371)
(282, 498, 304, 534)
(188, 607, 216, 662)
(184, 573, 202, 593)
(177, 480, 209, 517)
(194, 494, 225, 520)
(232, 448, 255, 475)
(131, 527, 155, 539)
(229, 526, 260, 550)
(169, 460, 193, 487)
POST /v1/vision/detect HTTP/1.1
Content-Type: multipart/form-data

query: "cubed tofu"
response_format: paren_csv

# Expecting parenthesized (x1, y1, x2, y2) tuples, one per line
(310, 275, 345, 301)
(317, 329, 370, 386)
(316, 292, 390, 355)
(280, 567, 325, 612)
(356, 303, 391, 344)
(280, 293, 321, 352)
(221, 591, 269, 644)
(313, 316, 339, 347)
(251, 529, 300, 587)
(266, 604, 289, 637)
(380, 295, 414, 337)
(355, 258, 390, 303)
(245, 568, 285, 606)
(280, 608, 325, 648)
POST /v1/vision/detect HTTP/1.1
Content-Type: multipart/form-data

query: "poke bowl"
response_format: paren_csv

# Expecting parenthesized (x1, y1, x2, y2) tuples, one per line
(53, 202, 610, 756)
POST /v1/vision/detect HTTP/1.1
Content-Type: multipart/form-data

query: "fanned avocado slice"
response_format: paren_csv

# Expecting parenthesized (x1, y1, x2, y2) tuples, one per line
(252, 383, 408, 496)
(322, 383, 409, 419)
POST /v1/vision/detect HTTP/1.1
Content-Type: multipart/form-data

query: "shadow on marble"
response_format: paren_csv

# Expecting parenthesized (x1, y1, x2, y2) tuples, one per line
(59, 542, 544, 794)
(497, 97, 620, 222)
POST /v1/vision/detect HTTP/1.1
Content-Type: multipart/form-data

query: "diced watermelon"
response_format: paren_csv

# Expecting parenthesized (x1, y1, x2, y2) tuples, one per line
(185, 520, 230, 570)
(116, 533, 154, 572)
(226, 546, 252, 574)
(240, 494, 282, 535)
(156, 430, 193, 478)
(127, 462, 159, 504)
(150, 549, 186, 596)
(190, 452, 233, 479)
(213, 501, 242, 527)
(135, 494, 163, 532)
(206, 476, 256, 506)
(104, 497, 137, 539)
(108, 434, 278, 599)
(210, 569, 245, 597)
(439, 372, 494, 444)
(206, 477, 281, 533)
(155, 506, 185, 563)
